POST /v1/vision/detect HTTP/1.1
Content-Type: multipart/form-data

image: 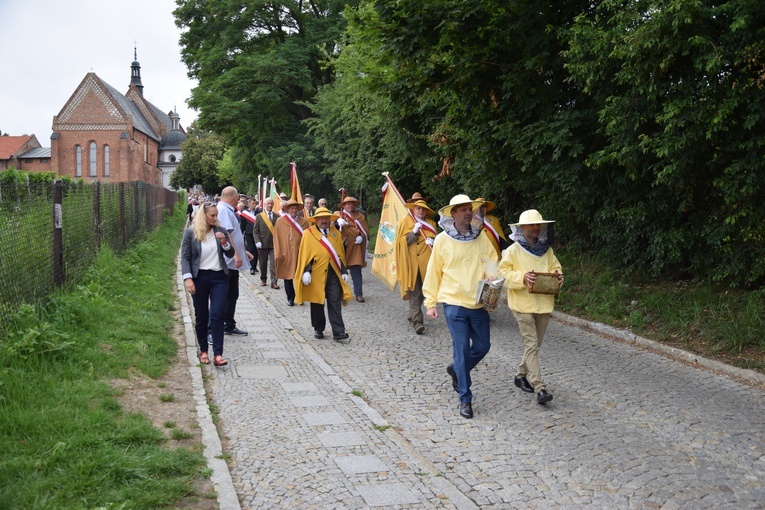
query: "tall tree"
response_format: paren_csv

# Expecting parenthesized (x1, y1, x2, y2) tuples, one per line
(170, 124, 227, 193)
(174, 0, 357, 195)
(566, 0, 765, 285)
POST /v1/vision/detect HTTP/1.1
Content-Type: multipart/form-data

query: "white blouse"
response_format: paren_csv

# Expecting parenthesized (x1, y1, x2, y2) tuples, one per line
(199, 231, 224, 271)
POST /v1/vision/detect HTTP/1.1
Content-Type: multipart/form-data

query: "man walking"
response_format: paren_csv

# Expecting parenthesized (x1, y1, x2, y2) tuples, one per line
(395, 198, 438, 335)
(293, 207, 352, 343)
(253, 197, 279, 289)
(273, 198, 309, 306)
(336, 196, 369, 302)
(218, 186, 253, 336)
(423, 195, 498, 419)
(498, 209, 563, 405)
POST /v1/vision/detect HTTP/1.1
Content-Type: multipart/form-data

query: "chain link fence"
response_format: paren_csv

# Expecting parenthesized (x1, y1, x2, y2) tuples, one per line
(0, 179, 179, 330)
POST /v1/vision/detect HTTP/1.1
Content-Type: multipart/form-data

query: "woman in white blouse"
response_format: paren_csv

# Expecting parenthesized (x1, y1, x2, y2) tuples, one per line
(181, 203, 235, 366)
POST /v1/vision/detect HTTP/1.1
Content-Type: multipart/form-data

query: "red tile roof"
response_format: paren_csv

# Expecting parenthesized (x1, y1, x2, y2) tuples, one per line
(0, 135, 34, 160)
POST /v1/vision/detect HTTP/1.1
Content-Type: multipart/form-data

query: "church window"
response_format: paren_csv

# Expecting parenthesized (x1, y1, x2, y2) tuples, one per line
(169, 155, 176, 163)
(75, 145, 82, 177)
(89, 142, 97, 176)
(104, 145, 110, 176)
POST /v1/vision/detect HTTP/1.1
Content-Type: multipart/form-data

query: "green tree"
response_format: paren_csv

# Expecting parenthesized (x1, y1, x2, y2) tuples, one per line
(566, 0, 765, 285)
(174, 0, 358, 194)
(170, 124, 227, 193)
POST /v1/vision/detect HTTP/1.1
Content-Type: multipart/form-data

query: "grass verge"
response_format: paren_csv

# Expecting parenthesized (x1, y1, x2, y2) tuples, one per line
(0, 205, 207, 509)
(556, 253, 765, 372)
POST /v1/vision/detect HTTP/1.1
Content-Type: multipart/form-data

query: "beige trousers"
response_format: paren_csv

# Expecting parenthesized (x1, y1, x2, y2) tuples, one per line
(511, 311, 551, 392)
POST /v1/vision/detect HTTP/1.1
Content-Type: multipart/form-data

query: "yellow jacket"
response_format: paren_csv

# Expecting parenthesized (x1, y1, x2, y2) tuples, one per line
(293, 226, 353, 305)
(498, 243, 562, 314)
(481, 215, 507, 257)
(394, 215, 437, 299)
(422, 232, 498, 310)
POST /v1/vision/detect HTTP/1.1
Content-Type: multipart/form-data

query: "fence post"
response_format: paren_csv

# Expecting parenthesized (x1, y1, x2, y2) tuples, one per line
(119, 182, 126, 250)
(93, 181, 101, 249)
(53, 181, 64, 287)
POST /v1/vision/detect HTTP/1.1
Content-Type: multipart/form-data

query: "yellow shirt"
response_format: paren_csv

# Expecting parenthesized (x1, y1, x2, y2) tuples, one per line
(422, 232, 498, 310)
(498, 243, 562, 314)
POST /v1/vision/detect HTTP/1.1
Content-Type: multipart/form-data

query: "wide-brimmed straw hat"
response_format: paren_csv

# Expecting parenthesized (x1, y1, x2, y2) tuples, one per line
(307, 207, 339, 223)
(474, 197, 496, 212)
(438, 194, 482, 217)
(510, 209, 555, 226)
(337, 196, 360, 209)
(281, 198, 304, 211)
(406, 192, 427, 204)
(405, 199, 434, 217)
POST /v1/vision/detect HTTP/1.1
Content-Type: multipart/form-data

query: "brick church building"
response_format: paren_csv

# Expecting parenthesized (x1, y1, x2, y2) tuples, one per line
(29, 51, 187, 188)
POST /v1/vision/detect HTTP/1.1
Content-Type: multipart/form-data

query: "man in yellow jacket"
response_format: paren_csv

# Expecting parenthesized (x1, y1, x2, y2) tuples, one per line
(474, 197, 509, 258)
(294, 207, 353, 343)
(395, 198, 438, 335)
(423, 195, 498, 419)
(498, 209, 563, 404)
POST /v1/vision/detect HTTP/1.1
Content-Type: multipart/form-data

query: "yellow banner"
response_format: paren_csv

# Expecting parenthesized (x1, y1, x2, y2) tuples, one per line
(371, 176, 410, 291)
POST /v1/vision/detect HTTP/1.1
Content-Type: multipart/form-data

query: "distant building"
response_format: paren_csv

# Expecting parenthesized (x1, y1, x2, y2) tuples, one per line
(0, 134, 47, 171)
(6, 50, 186, 188)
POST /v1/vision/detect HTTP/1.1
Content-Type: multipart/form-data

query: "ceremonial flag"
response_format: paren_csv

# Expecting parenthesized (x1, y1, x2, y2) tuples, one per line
(289, 162, 303, 203)
(339, 187, 347, 204)
(256, 174, 262, 205)
(269, 179, 282, 212)
(371, 173, 410, 291)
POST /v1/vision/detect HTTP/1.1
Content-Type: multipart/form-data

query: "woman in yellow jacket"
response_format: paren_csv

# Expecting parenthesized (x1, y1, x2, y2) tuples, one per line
(498, 209, 563, 404)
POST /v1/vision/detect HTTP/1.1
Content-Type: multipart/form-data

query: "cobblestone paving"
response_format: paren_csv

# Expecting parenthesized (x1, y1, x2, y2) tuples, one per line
(204, 265, 765, 509)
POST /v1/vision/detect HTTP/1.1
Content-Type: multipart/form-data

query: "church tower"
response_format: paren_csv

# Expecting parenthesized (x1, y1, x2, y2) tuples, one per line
(130, 46, 143, 96)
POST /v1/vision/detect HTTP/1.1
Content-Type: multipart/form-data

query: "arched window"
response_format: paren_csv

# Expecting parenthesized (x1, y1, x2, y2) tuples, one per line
(89, 142, 97, 176)
(75, 145, 82, 177)
(103, 145, 110, 176)
(169, 155, 176, 163)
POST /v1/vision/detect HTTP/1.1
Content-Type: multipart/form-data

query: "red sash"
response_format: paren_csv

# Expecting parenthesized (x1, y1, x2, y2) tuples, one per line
(483, 219, 501, 248)
(342, 210, 368, 242)
(283, 214, 304, 236)
(240, 210, 257, 224)
(318, 233, 343, 274)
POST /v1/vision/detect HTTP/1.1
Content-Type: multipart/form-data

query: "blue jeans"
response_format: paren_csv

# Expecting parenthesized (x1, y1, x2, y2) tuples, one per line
(349, 265, 363, 297)
(192, 269, 229, 356)
(443, 304, 491, 403)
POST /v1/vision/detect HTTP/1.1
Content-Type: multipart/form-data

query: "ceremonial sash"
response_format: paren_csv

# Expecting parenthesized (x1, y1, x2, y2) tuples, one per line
(342, 210, 368, 242)
(260, 211, 276, 236)
(417, 219, 437, 236)
(483, 218, 501, 249)
(240, 210, 257, 224)
(283, 214, 304, 236)
(318, 233, 343, 274)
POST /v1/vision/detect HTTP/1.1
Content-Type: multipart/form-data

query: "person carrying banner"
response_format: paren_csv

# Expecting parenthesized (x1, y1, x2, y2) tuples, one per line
(423, 195, 498, 419)
(474, 198, 509, 258)
(294, 207, 353, 343)
(273, 198, 309, 306)
(253, 197, 279, 288)
(395, 198, 438, 335)
(335, 196, 369, 303)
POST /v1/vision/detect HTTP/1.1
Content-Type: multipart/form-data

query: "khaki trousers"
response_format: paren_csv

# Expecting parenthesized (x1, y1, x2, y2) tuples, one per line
(511, 311, 551, 392)
(407, 275, 424, 329)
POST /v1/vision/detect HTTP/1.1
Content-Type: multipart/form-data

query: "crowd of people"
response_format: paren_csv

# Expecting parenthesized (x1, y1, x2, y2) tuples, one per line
(182, 188, 563, 419)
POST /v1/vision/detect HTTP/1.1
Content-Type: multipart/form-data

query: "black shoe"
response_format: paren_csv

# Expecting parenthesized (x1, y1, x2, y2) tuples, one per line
(415, 324, 425, 335)
(537, 389, 553, 404)
(224, 327, 248, 336)
(314, 330, 324, 339)
(460, 402, 473, 419)
(249, 269, 256, 275)
(333, 333, 350, 344)
(514, 376, 534, 393)
(446, 364, 458, 393)
(287, 300, 295, 306)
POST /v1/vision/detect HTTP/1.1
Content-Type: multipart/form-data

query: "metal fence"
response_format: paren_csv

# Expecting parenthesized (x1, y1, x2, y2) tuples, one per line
(0, 180, 179, 329)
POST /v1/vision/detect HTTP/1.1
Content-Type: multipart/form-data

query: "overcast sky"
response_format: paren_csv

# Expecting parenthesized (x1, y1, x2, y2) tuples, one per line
(0, 0, 198, 144)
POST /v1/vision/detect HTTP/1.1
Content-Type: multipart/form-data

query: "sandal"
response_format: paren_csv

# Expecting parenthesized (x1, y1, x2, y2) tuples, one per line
(199, 352, 210, 364)
(213, 356, 228, 366)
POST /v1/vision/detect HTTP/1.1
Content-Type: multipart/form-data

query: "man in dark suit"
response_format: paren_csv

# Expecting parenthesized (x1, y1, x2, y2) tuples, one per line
(253, 197, 279, 288)
(241, 197, 260, 275)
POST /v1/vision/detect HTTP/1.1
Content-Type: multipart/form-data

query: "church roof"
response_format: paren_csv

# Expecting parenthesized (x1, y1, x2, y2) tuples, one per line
(19, 147, 51, 159)
(100, 79, 160, 141)
(160, 129, 187, 150)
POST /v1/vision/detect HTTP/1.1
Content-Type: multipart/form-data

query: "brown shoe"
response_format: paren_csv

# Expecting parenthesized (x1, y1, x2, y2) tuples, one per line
(271, 282, 280, 289)
(355, 295, 365, 302)
(261, 281, 267, 286)
(415, 324, 425, 335)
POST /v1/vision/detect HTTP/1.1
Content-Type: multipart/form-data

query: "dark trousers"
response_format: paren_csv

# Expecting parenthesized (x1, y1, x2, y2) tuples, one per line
(244, 234, 258, 272)
(284, 279, 295, 303)
(349, 265, 363, 297)
(309, 270, 345, 337)
(224, 269, 240, 330)
(191, 270, 228, 356)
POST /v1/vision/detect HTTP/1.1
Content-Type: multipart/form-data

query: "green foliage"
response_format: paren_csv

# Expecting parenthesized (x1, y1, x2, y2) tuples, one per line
(169, 123, 227, 192)
(0, 168, 73, 185)
(0, 207, 206, 508)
